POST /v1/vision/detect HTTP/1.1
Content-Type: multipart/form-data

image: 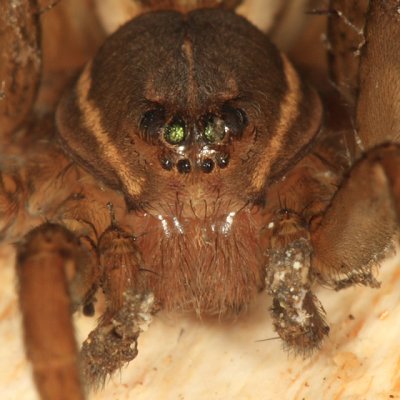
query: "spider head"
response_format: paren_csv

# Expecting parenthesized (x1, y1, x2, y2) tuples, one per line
(56, 9, 322, 210)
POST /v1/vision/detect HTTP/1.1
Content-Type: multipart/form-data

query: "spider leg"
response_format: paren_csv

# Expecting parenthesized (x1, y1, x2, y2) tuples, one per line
(323, 1, 400, 286)
(16, 223, 99, 400)
(0, 0, 41, 138)
(355, 0, 400, 149)
(80, 225, 156, 389)
(311, 144, 400, 288)
(328, 0, 367, 109)
(328, 0, 400, 151)
(265, 209, 329, 353)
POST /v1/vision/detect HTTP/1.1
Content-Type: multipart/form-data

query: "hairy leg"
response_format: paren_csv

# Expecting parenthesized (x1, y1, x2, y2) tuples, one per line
(0, 0, 41, 139)
(80, 225, 157, 389)
(355, 0, 400, 149)
(265, 209, 329, 353)
(328, 0, 400, 151)
(16, 223, 98, 400)
(311, 144, 400, 288)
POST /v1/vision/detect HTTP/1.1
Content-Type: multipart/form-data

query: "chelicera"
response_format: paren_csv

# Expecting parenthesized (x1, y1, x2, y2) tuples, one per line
(1, 1, 400, 399)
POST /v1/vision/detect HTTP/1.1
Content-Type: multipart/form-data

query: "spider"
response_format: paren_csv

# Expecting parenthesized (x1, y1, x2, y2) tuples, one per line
(1, 0, 400, 399)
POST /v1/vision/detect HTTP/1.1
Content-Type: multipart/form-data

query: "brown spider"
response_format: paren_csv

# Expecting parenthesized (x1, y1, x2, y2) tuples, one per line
(1, 0, 400, 399)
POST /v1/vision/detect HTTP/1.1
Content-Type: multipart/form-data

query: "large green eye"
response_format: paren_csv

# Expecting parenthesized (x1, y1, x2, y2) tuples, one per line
(204, 116, 226, 143)
(164, 121, 186, 145)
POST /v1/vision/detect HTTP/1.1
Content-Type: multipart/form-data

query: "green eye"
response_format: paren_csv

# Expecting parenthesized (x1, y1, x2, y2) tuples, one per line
(164, 122, 186, 144)
(204, 117, 226, 143)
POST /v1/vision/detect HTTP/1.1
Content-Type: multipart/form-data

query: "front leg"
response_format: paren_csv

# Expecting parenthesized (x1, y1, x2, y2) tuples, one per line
(80, 225, 157, 389)
(265, 210, 329, 353)
(80, 290, 155, 389)
(311, 144, 400, 288)
(17, 223, 98, 400)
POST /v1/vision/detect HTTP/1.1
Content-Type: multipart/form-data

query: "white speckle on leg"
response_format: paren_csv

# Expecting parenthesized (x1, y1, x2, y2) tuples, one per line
(293, 261, 302, 270)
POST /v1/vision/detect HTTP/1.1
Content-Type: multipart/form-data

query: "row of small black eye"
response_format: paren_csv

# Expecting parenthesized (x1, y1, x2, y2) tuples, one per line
(161, 154, 229, 173)
(140, 104, 247, 142)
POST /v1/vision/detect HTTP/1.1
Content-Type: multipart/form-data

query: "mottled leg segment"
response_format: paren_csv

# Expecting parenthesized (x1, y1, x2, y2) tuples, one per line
(266, 210, 329, 352)
(80, 291, 155, 389)
(17, 223, 98, 400)
(80, 225, 156, 389)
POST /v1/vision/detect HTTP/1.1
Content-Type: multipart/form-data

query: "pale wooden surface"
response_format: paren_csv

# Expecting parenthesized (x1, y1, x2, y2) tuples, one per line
(1, 243, 400, 400)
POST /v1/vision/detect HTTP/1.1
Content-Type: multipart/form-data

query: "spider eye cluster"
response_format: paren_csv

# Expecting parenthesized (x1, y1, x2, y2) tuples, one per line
(139, 105, 247, 174)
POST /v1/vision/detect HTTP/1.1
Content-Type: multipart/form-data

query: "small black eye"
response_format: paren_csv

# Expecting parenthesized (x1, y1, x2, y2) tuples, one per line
(216, 153, 229, 169)
(222, 105, 247, 138)
(177, 159, 191, 173)
(160, 157, 174, 171)
(201, 158, 214, 173)
(140, 107, 165, 139)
